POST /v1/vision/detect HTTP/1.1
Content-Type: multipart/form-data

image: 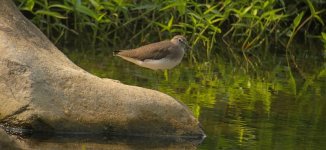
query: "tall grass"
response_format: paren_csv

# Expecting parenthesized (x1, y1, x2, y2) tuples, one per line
(14, 0, 326, 67)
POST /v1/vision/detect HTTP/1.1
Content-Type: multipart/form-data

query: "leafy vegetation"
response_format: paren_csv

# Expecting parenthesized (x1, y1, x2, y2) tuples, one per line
(14, 0, 326, 68)
(11, 1, 326, 149)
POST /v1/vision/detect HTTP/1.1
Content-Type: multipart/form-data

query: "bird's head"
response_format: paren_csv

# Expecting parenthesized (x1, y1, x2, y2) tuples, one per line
(171, 35, 191, 50)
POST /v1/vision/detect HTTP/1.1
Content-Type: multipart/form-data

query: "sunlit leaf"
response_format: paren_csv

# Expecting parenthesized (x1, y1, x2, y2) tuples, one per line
(306, 0, 316, 15)
(313, 14, 325, 26)
(90, 0, 103, 10)
(167, 16, 174, 30)
(288, 71, 297, 95)
(97, 13, 107, 22)
(49, 4, 73, 11)
(188, 12, 202, 20)
(35, 10, 67, 19)
(260, 8, 284, 19)
(210, 26, 221, 33)
(154, 22, 168, 31)
(204, 5, 218, 15)
(252, 9, 258, 16)
(317, 68, 326, 78)
(176, 23, 194, 28)
(322, 32, 326, 41)
(230, 8, 242, 15)
(263, 1, 270, 8)
(160, 3, 177, 11)
(21, 0, 34, 12)
(75, 4, 98, 19)
(176, 0, 186, 15)
(242, 5, 253, 16)
(293, 11, 304, 30)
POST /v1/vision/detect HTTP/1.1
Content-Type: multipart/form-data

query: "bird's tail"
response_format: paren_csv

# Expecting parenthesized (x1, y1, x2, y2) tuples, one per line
(113, 50, 121, 56)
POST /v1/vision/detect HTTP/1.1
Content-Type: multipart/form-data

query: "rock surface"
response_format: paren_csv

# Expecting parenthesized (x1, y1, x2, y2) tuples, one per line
(0, 0, 204, 137)
(0, 128, 21, 150)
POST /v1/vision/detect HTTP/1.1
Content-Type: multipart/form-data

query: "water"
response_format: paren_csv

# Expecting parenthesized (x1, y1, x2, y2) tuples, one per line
(5, 48, 326, 149)
(64, 49, 326, 150)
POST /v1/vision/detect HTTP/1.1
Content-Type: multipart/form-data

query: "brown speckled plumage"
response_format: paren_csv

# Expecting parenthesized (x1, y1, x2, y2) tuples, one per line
(114, 35, 189, 70)
(114, 40, 182, 60)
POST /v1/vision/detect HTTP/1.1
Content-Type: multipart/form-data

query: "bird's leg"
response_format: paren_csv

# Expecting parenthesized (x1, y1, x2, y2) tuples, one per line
(153, 70, 161, 88)
(164, 70, 169, 81)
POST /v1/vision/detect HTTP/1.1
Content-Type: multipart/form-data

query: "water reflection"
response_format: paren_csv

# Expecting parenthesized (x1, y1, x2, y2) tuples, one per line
(64, 50, 326, 149)
(5, 49, 324, 150)
(10, 133, 202, 150)
(72, 50, 324, 149)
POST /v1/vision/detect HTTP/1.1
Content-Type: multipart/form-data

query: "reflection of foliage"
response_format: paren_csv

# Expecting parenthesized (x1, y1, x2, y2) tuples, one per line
(322, 32, 326, 59)
(66, 47, 325, 149)
(65, 48, 325, 115)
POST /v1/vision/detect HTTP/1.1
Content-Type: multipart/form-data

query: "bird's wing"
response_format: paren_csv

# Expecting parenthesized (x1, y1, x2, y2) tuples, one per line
(116, 40, 177, 61)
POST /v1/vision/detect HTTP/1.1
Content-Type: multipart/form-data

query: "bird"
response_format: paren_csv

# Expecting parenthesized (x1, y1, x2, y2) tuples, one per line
(113, 35, 190, 70)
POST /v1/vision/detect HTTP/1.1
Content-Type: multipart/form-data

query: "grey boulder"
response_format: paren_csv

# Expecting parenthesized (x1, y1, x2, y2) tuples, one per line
(0, 0, 204, 138)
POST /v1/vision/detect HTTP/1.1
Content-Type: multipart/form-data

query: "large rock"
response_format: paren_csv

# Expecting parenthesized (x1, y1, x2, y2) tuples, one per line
(0, 0, 204, 138)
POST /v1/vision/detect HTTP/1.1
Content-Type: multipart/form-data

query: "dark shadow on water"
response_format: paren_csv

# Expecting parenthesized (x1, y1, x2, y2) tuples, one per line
(1, 126, 203, 150)
(1, 126, 204, 149)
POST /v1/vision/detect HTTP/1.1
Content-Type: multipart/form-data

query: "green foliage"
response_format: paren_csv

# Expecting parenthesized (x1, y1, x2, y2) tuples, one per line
(321, 32, 326, 59)
(14, 0, 326, 67)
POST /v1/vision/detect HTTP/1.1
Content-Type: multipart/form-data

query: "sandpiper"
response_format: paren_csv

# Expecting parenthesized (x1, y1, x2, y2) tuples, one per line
(113, 35, 190, 70)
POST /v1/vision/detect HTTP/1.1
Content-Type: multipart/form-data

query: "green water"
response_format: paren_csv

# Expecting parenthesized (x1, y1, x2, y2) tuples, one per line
(12, 46, 325, 149)
(61, 48, 325, 150)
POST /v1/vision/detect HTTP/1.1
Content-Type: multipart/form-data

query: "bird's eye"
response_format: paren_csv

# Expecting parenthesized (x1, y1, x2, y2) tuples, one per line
(178, 39, 182, 42)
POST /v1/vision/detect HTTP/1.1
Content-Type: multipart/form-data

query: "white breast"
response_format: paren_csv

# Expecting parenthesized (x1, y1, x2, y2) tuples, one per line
(118, 55, 184, 70)
(141, 57, 183, 70)
(117, 47, 185, 70)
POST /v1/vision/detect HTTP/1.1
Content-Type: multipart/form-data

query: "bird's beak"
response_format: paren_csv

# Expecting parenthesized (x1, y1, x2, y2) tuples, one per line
(183, 41, 191, 50)
(186, 44, 191, 49)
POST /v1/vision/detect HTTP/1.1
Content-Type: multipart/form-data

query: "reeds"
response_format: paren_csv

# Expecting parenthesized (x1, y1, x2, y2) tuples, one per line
(15, 0, 326, 66)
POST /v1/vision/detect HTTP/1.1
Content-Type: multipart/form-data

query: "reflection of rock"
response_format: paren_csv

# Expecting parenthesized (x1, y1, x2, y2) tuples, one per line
(0, 128, 20, 150)
(9, 132, 200, 150)
(0, 0, 204, 138)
